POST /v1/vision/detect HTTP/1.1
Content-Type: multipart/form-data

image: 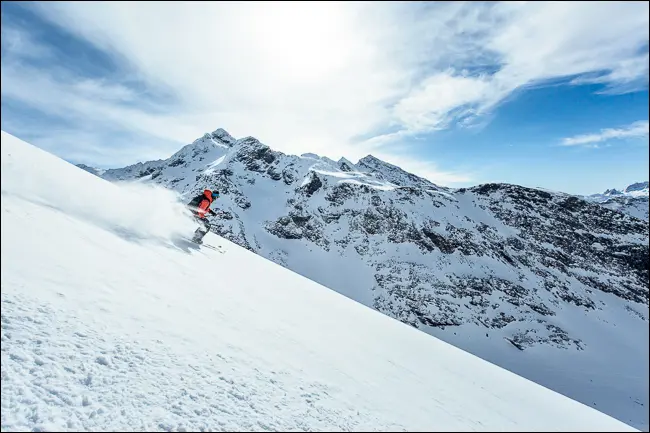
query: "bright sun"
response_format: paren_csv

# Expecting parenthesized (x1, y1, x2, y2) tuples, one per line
(244, 2, 354, 83)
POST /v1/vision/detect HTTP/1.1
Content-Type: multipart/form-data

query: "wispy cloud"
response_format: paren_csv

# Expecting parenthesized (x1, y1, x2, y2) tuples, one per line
(561, 120, 650, 147)
(1, 1, 648, 185)
(390, 1, 649, 135)
(0, 21, 54, 60)
(570, 53, 650, 95)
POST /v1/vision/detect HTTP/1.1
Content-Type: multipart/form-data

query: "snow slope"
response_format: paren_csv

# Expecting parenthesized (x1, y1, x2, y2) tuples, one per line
(1, 132, 641, 431)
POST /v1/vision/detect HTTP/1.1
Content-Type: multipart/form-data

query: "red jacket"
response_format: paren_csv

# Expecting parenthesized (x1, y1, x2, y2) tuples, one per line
(189, 189, 215, 219)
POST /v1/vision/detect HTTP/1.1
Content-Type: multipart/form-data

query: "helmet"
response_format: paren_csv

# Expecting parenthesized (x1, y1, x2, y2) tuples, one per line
(212, 191, 220, 199)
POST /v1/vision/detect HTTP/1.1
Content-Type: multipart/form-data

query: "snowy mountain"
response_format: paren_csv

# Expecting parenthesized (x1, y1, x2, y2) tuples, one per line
(584, 182, 649, 221)
(75, 163, 106, 177)
(626, 181, 650, 194)
(77, 128, 647, 430)
(3, 130, 641, 431)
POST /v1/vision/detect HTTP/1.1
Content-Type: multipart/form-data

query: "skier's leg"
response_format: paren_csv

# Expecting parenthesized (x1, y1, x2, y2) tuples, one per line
(199, 219, 211, 239)
(192, 218, 211, 243)
(191, 216, 206, 242)
(191, 227, 203, 242)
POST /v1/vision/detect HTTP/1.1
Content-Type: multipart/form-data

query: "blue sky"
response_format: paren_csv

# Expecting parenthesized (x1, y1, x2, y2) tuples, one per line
(1, 1, 648, 194)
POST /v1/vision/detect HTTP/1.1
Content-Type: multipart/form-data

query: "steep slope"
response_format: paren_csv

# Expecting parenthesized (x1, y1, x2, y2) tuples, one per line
(80, 129, 648, 430)
(2, 130, 640, 431)
(585, 182, 649, 221)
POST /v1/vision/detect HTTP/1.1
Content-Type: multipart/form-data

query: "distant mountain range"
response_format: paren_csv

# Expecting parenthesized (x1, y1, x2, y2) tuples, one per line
(583, 181, 649, 221)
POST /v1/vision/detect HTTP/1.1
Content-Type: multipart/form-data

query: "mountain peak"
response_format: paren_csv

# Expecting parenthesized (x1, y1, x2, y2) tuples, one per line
(337, 156, 354, 165)
(76, 163, 106, 177)
(598, 182, 648, 196)
(358, 154, 386, 165)
(236, 136, 266, 149)
(357, 154, 443, 190)
(603, 188, 623, 196)
(190, 128, 237, 148)
(625, 181, 649, 193)
(211, 128, 236, 145)
(337, 157, 356, 172)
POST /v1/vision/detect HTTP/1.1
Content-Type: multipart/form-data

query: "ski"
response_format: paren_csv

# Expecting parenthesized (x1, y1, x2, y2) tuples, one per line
(183, 237, 225, 253)
(200, 243, 225, 253)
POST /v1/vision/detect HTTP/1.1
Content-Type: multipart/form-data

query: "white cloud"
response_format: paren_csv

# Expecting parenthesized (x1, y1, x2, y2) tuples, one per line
(1, 1, 648, 186)
(570, 53, 650, 95)
(561, 121, 650, 147)
(388, 1, 649, 136)
(0, 62, 194, 143)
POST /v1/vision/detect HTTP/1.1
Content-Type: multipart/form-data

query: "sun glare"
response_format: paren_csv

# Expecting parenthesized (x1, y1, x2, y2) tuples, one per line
(245, 2, 353, 84)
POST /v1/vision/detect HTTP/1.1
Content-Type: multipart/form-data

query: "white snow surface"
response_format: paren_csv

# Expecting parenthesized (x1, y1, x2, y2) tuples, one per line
(1, 132, 641, 431)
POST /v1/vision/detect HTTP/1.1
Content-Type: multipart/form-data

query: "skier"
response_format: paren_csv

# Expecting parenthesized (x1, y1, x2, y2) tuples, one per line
(186, 189, 220, 244)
